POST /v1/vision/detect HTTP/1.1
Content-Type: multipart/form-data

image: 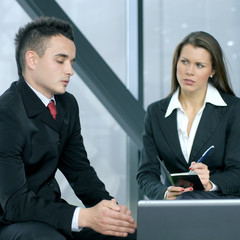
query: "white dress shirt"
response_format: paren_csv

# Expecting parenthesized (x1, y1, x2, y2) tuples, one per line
(165, 83, 227, 191)
(26, 81, 82, 232)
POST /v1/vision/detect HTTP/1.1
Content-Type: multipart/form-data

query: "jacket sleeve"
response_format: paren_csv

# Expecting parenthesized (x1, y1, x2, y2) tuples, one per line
(209, 98, 240, 196)
(57, 95, 112, 207)
(137, 105, 168, 199)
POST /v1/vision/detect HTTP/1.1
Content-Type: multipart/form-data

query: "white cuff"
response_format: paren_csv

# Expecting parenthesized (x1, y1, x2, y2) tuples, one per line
(71, 207, 83, 232)
(209, 181, 219, 191)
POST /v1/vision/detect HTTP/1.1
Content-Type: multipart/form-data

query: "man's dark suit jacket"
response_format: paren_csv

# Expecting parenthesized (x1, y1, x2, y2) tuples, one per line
(0, 78, 112, 236)
(137, 92, 240, 199)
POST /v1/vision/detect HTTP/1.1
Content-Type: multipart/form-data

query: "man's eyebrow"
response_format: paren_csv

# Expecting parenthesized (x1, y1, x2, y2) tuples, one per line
(55, 53, 68, 58)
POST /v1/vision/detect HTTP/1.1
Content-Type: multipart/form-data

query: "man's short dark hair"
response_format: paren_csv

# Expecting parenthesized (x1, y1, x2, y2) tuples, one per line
(15, 16, 74, 77)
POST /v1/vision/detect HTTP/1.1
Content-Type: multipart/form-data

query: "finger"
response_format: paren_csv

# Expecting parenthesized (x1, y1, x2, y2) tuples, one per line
(125, 209, 132, 216)
(190, 161, 207, 171)
(191, 163, 208, 171)
(119, 205, 132, 216)
(114, 211, 136, 224)
(102, 199, 120, 211)
(101, 230, 129, 238)
(189, 161, 196, 169)
(193, 168, 210, 177)
(100, 212, 137, 234)
(100, 202, 136, 225)
(168, 186, 185, 192)
(100, 224, 136, 237)
(167, 189, 185, 199)
(95, 219, 136, 237)
(108, 216, 137, 229)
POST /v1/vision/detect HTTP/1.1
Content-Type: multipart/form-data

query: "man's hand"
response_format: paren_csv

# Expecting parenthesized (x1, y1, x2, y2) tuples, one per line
(78, 199, 137, 237)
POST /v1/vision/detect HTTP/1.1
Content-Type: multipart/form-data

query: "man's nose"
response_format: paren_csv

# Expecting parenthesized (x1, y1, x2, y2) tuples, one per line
(65, 63, 74, 76)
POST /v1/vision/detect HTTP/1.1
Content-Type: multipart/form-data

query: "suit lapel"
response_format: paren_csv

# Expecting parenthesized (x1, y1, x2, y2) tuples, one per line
(158, 96, 227, 167)
(189, 103, 227, 163)
(41, 109, 59, 132)
(55, 96, 65, 130)
(158, 99, 188, 168)
(16, 78, 58, 132)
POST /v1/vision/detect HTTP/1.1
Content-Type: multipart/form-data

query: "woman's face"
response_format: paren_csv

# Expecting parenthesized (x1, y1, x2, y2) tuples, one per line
(176, 44, 215, 95)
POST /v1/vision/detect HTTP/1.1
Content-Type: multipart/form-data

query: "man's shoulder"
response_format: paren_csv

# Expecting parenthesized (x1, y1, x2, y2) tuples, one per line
(0, 81, 19, 107)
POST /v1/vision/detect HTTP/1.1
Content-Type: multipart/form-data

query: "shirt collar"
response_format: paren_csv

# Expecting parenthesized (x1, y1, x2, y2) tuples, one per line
(205, 83, 227, 107)
(165, 83, 227, 118)
(165, 88, 182, 118)
(25, 81, 56, 107)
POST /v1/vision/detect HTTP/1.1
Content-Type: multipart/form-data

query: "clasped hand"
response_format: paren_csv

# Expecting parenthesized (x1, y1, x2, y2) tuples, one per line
(78, 199, 137, 237)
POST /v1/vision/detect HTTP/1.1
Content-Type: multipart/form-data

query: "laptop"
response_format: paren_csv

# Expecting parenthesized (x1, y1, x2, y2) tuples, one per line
(137, 199, 240, 240)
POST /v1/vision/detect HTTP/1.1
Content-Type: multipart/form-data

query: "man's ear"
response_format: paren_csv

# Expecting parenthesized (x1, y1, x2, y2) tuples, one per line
(25, 51, 38, 70)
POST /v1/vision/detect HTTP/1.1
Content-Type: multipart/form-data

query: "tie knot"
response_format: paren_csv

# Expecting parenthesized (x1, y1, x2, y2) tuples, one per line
(47, 100, 57, 120)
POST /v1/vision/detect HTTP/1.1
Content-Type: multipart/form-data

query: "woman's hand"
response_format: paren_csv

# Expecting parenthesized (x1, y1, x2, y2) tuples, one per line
(189, 162, 212, 191)
(165, 186, 193, 200)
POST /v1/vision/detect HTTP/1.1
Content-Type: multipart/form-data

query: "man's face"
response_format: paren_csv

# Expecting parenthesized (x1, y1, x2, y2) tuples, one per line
(30, 35, 76, 98)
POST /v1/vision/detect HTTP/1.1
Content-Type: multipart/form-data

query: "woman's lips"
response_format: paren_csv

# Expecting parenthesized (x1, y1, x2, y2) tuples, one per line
(183, 79, 195, 85)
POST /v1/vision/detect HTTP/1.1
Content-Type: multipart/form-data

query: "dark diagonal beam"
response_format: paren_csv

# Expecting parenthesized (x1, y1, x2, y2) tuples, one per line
(16, 0, 145, 149)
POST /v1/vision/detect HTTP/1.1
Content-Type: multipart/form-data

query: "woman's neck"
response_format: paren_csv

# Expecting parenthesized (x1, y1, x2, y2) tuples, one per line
(179, 89, 206, 113)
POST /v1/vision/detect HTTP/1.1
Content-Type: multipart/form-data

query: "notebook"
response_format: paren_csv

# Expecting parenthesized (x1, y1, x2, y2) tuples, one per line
(137, 199, 240, 240)
(158, 156, 204, 190)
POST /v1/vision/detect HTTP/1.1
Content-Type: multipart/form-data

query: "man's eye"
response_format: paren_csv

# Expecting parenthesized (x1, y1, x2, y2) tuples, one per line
(57, 60, 64, 64)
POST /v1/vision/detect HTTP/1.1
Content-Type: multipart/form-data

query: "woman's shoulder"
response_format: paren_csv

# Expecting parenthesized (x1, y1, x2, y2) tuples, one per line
(220, 92, 240, 106)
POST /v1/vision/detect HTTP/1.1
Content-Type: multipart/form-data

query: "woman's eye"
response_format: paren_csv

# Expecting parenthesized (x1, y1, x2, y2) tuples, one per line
(197, 63, 204, 68)
(181, 60, 187, 64)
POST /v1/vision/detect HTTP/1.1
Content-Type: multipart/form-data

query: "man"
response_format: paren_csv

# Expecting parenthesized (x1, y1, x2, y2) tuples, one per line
(0, 16, 136, 240)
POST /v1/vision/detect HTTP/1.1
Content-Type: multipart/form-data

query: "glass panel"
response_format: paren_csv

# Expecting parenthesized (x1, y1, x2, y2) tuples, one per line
(0, 0, 30, 95)
(144, 0, 240, 108)
(57, 0, 127, 83)
(56, 0, 128, 206)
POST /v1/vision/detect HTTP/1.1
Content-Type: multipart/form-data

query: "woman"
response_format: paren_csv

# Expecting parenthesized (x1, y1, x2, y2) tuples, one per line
(137, 31, 240, 200)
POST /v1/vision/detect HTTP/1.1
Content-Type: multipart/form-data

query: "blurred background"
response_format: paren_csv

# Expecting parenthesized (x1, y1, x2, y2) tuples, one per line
(1, 0, 240, 220)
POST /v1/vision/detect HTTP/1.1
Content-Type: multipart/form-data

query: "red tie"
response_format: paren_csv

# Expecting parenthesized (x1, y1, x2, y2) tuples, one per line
(47, 100, 57, 120)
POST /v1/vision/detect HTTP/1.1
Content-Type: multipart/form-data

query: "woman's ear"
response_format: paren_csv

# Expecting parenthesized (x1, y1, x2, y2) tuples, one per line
(211, 69, 216, 77)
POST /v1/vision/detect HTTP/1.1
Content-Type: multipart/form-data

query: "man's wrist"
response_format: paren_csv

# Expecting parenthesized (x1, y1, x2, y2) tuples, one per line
(78, 207, 89, 229)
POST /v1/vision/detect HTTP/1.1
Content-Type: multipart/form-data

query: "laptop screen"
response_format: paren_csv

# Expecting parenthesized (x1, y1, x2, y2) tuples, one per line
(137, 199, 240, 240)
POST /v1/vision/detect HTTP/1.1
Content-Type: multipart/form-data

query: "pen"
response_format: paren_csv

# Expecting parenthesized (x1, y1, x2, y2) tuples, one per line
(197, 145, 214, 163)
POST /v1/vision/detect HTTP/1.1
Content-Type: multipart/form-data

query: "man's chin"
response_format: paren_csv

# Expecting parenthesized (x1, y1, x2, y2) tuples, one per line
(55, 89, 66, 95)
